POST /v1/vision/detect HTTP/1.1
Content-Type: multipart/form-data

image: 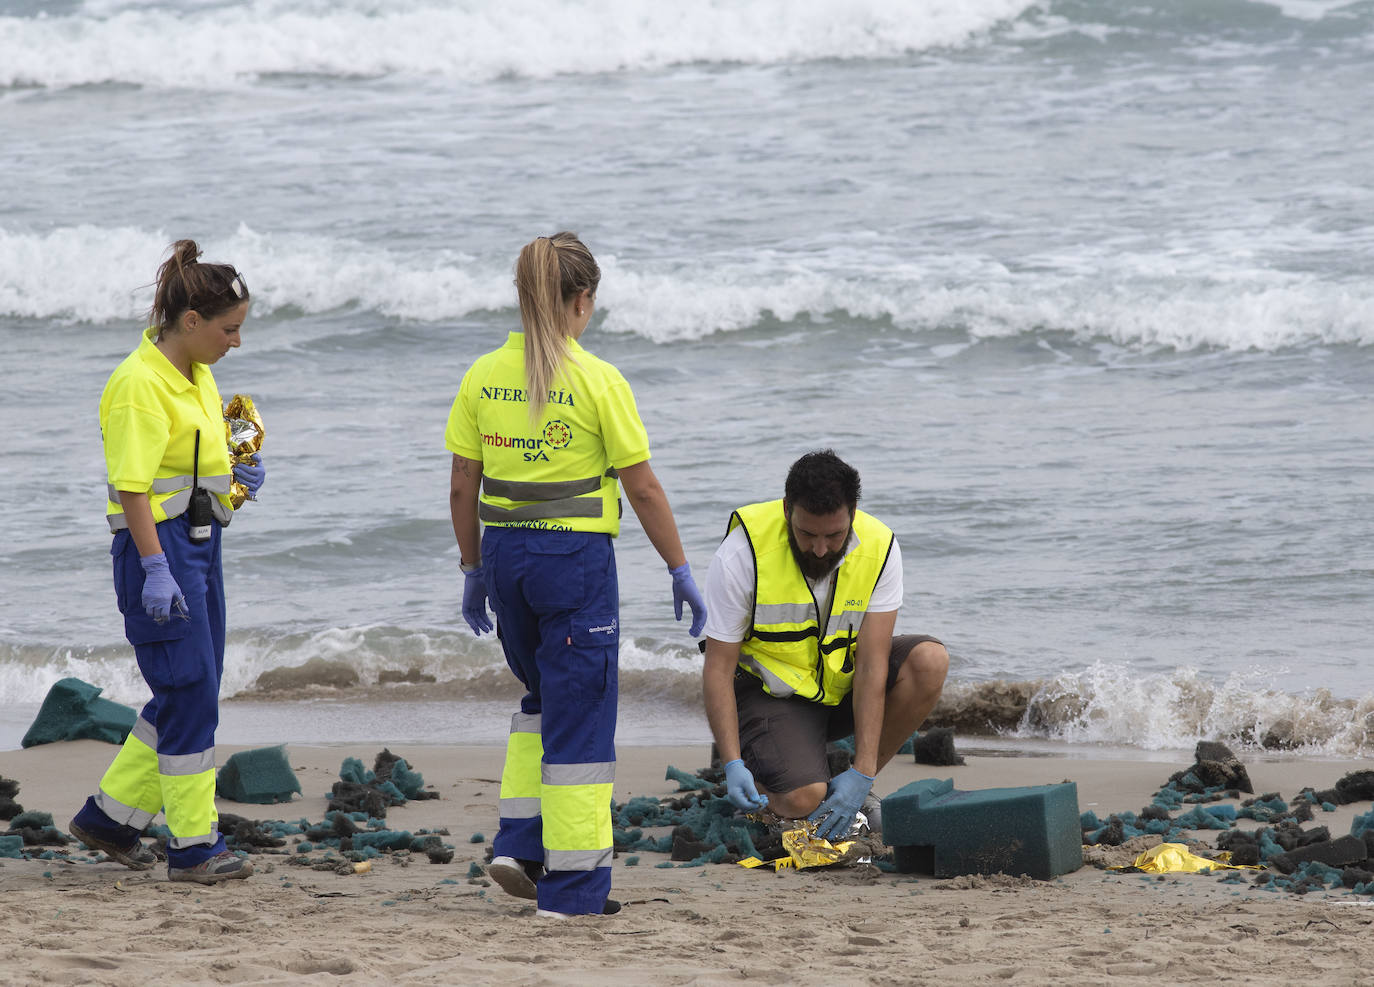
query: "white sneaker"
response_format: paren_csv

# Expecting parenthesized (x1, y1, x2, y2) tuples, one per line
(487, 856, 539, 899)
(536, 899, 621, 918)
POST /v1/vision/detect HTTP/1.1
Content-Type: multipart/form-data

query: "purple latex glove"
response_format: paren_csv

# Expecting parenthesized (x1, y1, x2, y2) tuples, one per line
(140, 553, 188, 624)
(462, 565, 494, 635)
(669, 562, 707, 636)
(232, 452, 265, 500)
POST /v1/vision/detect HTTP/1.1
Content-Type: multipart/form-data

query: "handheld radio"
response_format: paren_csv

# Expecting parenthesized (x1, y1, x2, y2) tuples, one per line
(187, 429, 214, 543)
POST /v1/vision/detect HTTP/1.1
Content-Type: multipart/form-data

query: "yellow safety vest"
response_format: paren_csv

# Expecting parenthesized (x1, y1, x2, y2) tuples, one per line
(729, 499, 894, 706)
(101, 329, 235, 532)
(445, 333, 651, 536)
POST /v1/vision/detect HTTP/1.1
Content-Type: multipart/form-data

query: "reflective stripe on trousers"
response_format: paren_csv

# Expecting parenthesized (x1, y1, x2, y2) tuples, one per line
(484, 525, 620, 915)
(541, 760, 615, 872)
(98, 512, 228, 867)
(496, 717, 616, 873)
(498, 711, 543, 823)
(95, 715, 220, 852)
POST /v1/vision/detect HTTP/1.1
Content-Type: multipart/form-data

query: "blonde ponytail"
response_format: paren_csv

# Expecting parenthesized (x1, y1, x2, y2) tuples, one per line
(514, 232, 600, 420)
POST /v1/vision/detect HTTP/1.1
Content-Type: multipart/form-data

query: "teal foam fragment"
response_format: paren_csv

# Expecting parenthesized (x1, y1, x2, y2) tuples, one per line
(21, 678, 137, 748)
(8, 810, 55, 830)
(216, 745, 303, 804)
(884, 777, 1083, 881)
(339, 757, 375, 785)
(389, 760, 425, 798)
(665, 766, 714, 791)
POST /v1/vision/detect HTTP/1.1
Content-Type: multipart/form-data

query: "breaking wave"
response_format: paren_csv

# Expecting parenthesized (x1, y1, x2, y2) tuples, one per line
(935, 663, 1374, 758)
(3, 224, 1371, 351)
(0, 0, 1036, 90)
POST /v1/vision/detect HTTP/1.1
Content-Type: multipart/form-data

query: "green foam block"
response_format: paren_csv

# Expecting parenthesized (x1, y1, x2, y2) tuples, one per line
(21, 678, 137, 748)
(216, 745, 303, 804)
(883, 777, 1083, 881)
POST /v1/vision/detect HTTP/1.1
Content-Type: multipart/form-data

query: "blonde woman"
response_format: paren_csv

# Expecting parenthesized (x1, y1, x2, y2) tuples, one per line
(445, 232, 705, 917)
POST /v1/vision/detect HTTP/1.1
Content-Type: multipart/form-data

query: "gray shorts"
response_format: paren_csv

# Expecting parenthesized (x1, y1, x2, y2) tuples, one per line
(734, 634, 942, 794)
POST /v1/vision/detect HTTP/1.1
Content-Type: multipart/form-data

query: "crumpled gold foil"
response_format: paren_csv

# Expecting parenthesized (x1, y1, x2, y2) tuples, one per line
(737, 814, 873, 871)
(1114, 842, 1262, 874)
(780, 823, 856, 869)
(224, 393, 264, 509)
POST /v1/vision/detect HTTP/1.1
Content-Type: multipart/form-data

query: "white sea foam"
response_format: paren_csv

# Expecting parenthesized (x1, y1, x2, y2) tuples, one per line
(1263, 0, 1359, 20)
(0, 224, 510, 324)
(1009, 662, 1374, 757)
(5, 629, 1371, 756)
(0, 0, 1036, 90)
(4, 224, 1371, 352)
(0, 624, 702, 708)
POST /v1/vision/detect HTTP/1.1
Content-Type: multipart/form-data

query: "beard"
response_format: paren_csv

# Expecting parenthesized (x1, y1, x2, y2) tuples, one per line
(787, 525, 850, 581)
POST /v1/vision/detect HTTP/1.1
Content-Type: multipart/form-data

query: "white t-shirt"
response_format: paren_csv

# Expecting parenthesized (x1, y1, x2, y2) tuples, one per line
(703, 525, 904, 644)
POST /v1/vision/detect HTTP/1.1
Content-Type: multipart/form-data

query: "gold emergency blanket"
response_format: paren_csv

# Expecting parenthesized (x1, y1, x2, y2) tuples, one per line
(224, 393, 264, 509)
(738, 819, 862, 871)
(1114, 842, 1261, 874)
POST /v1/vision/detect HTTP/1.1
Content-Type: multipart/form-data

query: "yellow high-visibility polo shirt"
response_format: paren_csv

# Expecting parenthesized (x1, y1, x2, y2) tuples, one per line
(101, 328, 233, 529)
(445, 332, 650, 536)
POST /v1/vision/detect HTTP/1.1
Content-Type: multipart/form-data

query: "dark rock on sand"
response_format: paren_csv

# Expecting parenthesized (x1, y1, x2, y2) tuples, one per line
(1342, 866, 1374, 889)
(913, 727, 965, 766)
(927, 681, 1039, 735)
(1261, 719, 1297, 750)
(1169, 741, 1253, 794)
(0, 776, 23, 822)
(378, 668, 438, 685)
(1335, 770, 1374, 804)
(219, 813, 288, 851)
(826, 744, 853, 778)
(670, 825, 716, 862)
(1229, 842, 1261, 866)
(254, 658, 360, 691)
(1270, 835, 1369, 875)
(328, 781, 389, 819)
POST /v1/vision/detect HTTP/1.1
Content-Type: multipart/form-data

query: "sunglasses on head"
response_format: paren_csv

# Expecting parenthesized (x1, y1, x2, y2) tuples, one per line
(228, 272, 248, 299)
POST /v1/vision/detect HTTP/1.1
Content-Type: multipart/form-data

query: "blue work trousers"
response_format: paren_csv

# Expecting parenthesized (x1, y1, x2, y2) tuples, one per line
(483, 526, 619, 915)
(98, 513, 227, 866)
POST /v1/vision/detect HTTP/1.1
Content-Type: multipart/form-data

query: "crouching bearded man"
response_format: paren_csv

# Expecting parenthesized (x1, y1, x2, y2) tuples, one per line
(701, 449, 949, 840)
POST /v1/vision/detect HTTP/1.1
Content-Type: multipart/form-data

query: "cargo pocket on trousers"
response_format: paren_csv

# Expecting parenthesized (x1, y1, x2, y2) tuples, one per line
(567, 612, 619, 702)
(112, 536, 199, 689)
(525, 533, 587, 609)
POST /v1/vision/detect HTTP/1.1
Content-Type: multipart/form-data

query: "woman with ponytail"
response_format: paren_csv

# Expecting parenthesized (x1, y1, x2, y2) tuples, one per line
(445, 232, 706, 917)
(70, 240, 264, 884)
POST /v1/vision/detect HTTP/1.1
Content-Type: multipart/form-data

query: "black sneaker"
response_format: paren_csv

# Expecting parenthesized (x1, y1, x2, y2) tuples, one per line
(70, 822, 157, 871)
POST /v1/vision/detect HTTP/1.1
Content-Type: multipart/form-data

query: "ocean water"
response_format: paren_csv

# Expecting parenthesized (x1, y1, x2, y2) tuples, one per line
(2, 0, 1372, 755)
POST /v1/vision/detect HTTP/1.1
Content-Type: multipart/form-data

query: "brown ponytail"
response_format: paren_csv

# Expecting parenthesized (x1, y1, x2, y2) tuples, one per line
(151, 239, 250, 337)
(514, 232, 600, 419)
